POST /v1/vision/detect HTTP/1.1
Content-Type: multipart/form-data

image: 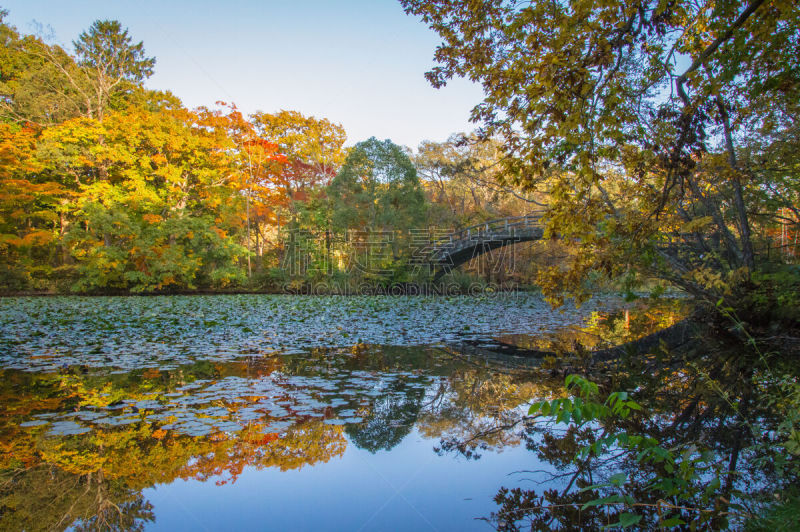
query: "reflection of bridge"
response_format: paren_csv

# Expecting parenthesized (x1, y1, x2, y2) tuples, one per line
(421, 214, 545, 280)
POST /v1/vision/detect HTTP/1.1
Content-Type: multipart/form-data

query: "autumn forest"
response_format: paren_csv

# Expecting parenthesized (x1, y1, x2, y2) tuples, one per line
(0, 14, 548, 295)
(2, 0, 800, 530)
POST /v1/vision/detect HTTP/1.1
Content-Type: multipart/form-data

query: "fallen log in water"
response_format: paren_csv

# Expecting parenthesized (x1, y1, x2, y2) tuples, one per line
(452, 317, 697, 364)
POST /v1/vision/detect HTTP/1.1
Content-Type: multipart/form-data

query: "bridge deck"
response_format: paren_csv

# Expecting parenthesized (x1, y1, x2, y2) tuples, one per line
(417, 214, 545, 279)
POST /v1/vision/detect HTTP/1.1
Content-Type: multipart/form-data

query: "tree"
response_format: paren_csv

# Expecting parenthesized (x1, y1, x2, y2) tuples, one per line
(0, 123, 65, 289)
(0, 14, 161, 127)
(38, 107, 247, 292)
(324, 138, 428, 282)
(329, 137, 426, 232)
(402, 0, 800, 316)
(9, 19, 155, 125)
(251, 110, 347, 193)
(217, 104, 289, 277)
(415, 133, 544, 226)
(245, 111, 347, 279)
(0, 11, 86, 126)
(72, 20, 155, 122)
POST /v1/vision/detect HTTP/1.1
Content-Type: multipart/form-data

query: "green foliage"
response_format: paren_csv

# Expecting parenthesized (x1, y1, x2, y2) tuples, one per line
(528, 375, 640, 428)
(0, 11, 86, 126)
(72, 19, 155, 122)
(67, 207, 246, 292)
(329, 137, 427, 232)
(748, 376, 800, 482)
(528, 375, 731, 529)
(746, 491, 800, 532)
(312, 137, 430, 285)
(73, 20, 155, 82)
(744, 265, 800, 323)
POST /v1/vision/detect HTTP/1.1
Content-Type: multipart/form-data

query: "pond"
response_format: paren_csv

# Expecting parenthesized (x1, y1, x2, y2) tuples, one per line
(0, 294, 675, 530)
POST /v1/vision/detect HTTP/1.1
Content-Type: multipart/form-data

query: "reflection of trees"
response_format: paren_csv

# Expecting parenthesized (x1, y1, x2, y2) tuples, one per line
(0, 361, 347, 531)
(416, 302, 689, 459)
(283, 344, 549, 453)
(1, 419, 347, 530)
(579, 299, 687, 346)
(187, 421, 346, 481)
(441, 339, 800, 530)
(491, 299, 688, 359)
(492, 301, 798, 531)
(0, 343, 601, 530)
(1, 465, 154, 532)
(417, 368, 563, 456)
(331, 344, 564, 454)
(282, 344, 453, 375)
(346, 379, 426, 452)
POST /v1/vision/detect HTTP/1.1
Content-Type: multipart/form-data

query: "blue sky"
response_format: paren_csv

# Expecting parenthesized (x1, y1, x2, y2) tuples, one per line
(2, 0, 484, 148)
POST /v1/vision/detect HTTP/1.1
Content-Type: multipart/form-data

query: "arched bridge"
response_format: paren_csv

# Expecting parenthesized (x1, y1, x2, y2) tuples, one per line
(418, 214, 545, 280)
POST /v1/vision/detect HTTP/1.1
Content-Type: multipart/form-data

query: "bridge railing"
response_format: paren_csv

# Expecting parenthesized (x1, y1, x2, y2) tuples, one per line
(431, 212, 545, 249)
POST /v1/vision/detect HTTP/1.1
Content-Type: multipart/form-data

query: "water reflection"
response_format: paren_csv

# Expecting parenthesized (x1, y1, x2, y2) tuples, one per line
(492, 298, 688, 357)
(0, 345, 559, 531)
(439, 305, 795, 531)
(0, 296, 691, 530)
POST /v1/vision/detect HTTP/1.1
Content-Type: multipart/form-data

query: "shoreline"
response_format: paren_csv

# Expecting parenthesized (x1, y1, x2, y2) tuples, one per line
(0, 286, 539, 298)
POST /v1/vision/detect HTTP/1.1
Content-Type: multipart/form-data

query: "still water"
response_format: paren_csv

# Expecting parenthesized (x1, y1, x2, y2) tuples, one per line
(0, 294, 651, 530)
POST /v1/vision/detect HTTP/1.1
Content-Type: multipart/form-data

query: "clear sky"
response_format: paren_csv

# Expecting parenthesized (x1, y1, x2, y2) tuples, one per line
(1, 0, 484, 148)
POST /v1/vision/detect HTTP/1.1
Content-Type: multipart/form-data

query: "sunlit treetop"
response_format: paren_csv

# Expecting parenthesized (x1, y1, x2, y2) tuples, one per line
(402, 0, 800, 306)
(401, 0, 798, 179)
